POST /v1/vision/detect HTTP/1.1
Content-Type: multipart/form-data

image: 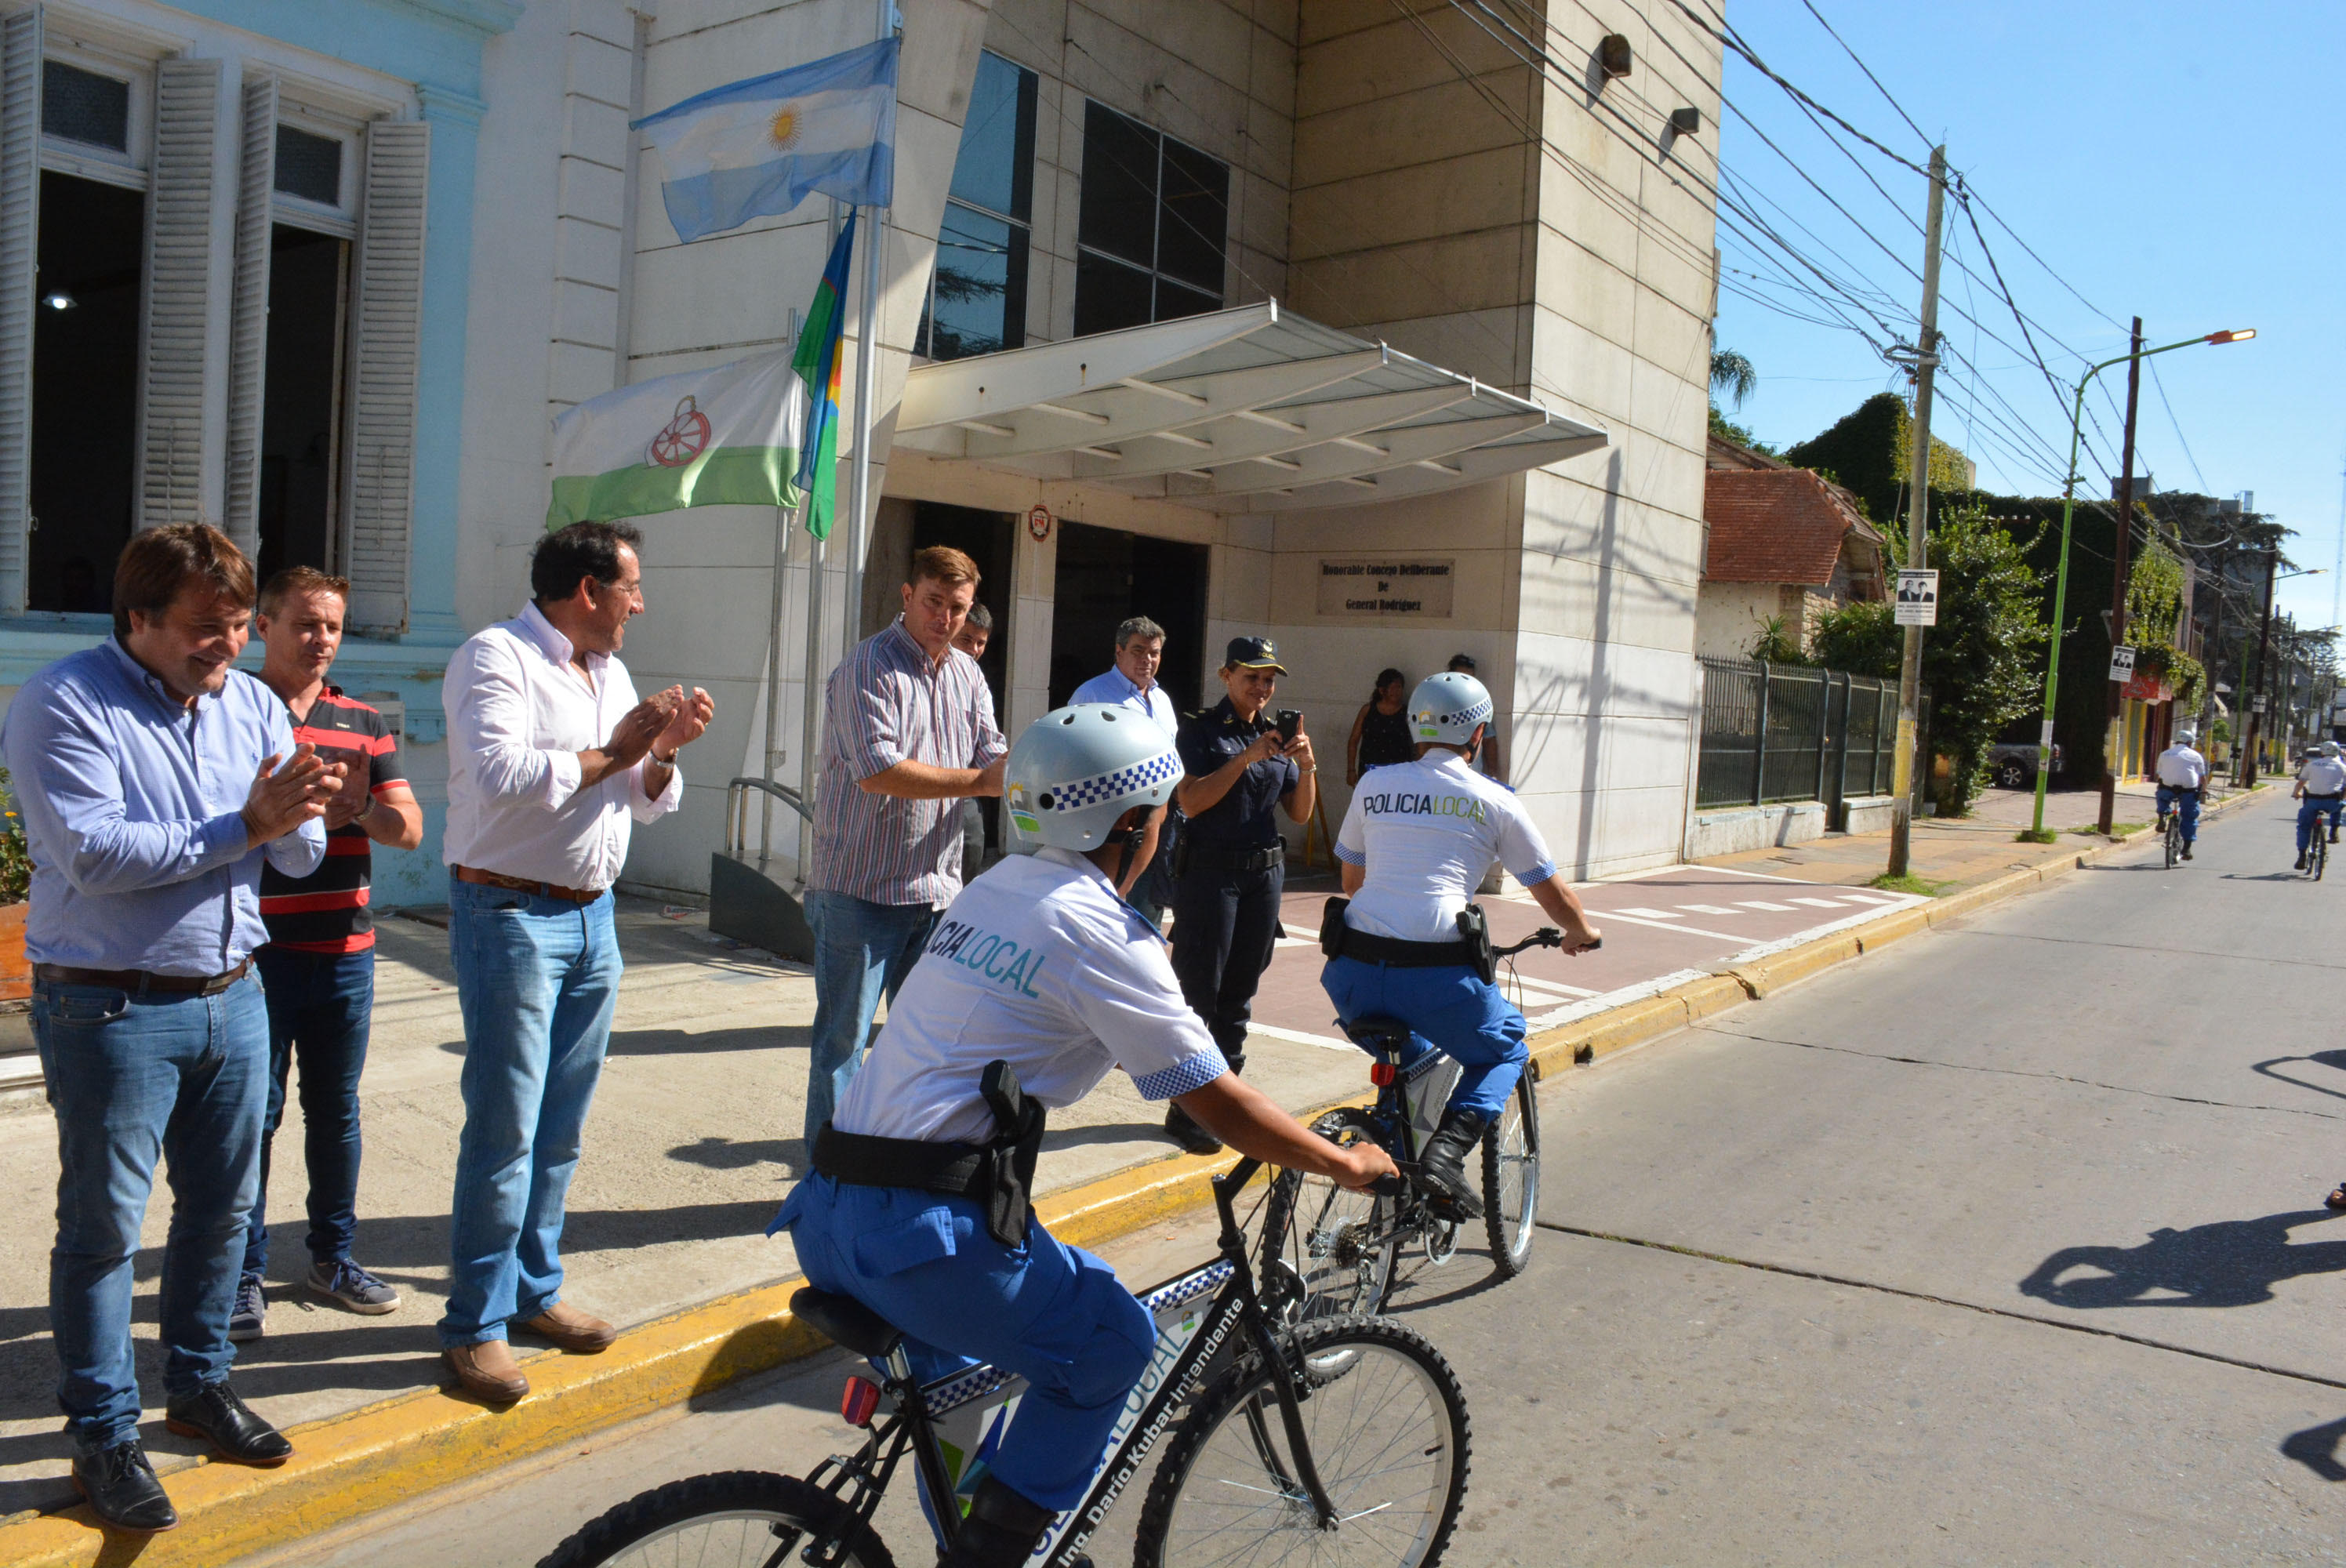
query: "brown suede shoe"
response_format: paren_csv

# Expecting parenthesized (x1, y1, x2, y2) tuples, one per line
(443, 1340, 528, 1403)
(517, 1302, 617, 1352)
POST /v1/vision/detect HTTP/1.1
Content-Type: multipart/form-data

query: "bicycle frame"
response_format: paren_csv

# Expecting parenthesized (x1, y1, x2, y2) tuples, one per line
(799, 1158, 1342, 1568)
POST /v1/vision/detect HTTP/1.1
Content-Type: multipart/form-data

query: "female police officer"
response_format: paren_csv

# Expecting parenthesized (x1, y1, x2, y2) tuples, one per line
(772, 705, 1389, 1568)
(1164, 637, 1317, 1155)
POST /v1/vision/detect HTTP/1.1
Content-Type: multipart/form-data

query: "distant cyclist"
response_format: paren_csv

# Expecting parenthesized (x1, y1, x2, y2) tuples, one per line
(2293, 739, 2346, 873)
(1320, 672, 1601, 1220)
(772, 705, 1390, 1568)
(2153, 726, 2208, 861)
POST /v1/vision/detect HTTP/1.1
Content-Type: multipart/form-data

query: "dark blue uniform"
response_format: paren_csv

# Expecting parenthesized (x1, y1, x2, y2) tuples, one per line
(1170, 698, 1299, 1073)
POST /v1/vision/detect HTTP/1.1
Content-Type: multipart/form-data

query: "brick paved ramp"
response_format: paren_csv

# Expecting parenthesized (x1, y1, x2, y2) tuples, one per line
(1248, 867, 1924, 1051)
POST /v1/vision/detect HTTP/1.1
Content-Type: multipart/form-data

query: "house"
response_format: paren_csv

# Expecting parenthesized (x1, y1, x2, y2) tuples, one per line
(1697, 441, 1887, 662)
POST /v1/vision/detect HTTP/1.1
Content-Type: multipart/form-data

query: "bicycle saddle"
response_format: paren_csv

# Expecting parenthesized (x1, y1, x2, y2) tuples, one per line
(790, 1287, 905, 1359)
(1342, 1014, 1414, 1056)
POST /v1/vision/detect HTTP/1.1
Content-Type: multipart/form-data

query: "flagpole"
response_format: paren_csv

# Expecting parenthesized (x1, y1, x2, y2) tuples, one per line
(798, 514, 824, 877)
(842, 0, 892, 672)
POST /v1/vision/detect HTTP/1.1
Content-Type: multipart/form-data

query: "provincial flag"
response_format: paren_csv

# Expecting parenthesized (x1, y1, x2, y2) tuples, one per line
(544, 352, 807, 528)
(634, 38, 899, 245)
(790, 215, 854, 541)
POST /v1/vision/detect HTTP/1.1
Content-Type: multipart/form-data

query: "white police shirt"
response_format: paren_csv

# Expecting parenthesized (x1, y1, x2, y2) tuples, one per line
(833, 846, 1226, 1145)
(2300, 754, 2346, 796)
(1334, 750, 1559, 944)
(2154, 745, 2207, 789)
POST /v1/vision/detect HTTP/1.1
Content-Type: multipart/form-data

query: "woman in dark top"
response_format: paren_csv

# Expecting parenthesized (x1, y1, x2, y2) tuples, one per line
(1164, 637, 1317, 1155)
(1346, 667, 1413, 784)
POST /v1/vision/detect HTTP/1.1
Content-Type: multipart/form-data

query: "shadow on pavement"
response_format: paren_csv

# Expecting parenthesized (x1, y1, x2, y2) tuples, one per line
(2250, 1051, 2346, 1104)
(2018, 1210, 2346, 1310)
(670, 1135, 801, 1172)
(2281, 1415, 2346, 1482)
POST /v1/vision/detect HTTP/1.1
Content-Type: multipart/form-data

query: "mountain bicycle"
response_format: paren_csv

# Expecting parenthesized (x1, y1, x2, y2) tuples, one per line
(1259, 927, 1584, 1323)
(538, 1158, 1472, 1568)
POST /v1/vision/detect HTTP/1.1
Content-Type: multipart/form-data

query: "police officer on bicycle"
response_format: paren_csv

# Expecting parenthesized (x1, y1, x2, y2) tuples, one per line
(1164, 637, 1317, 1155)
(2295, 738, 2346, 872)
(2153, 725, 2208, 860)
(1321, 672, 1601, 1219)
(772, 705, 1392, 1568)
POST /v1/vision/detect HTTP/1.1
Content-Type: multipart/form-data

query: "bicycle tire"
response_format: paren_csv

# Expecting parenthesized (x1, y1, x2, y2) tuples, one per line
(2164, 818, 2179, 869)
(1481, 1070, 1539, 1278)
(1132, 1314, 1472, 1568)
(1261, 1109, 1400, 1322)
(536, 1471, 897, 1568)
(2317, 834, 2329, 881)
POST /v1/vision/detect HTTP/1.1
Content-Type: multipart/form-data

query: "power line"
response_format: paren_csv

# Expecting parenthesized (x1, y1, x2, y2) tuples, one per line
(1796, 0, 1932, 150)
(2144, 357, 2210, 494)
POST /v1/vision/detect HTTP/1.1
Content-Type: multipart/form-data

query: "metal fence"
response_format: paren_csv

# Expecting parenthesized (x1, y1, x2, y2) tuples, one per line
(1696, 657, 1908, 812)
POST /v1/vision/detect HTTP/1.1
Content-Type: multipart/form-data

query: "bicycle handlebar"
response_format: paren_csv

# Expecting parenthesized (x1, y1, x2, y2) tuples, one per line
(1492, 927, 1600, 956)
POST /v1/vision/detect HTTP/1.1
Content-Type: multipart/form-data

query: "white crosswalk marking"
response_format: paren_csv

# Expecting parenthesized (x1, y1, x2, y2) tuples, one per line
(1611, 906, 1682, 919)
(1677, 904, 1738, 915)
(1787, 897, 1846, 908)
(1734, 901, 1796, 911)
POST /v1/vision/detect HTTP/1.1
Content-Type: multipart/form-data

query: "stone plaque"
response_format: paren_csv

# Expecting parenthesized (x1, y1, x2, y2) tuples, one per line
(1316, 557, 1455, 619)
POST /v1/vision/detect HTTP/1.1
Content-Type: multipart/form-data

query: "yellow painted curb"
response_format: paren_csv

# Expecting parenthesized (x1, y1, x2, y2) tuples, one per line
(1855, 905, 1931, 952)
(1745, 933, 1861, 993)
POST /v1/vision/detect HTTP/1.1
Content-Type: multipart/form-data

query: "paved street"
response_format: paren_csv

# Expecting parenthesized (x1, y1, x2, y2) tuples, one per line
(260, 789, 2346, 1564)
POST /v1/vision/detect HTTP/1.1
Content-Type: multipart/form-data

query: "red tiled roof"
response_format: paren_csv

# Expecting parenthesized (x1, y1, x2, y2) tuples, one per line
(1704, 466, 1882, 586)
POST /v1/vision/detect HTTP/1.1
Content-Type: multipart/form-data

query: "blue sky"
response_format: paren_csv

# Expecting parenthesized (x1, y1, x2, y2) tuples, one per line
(1709, 1, 2345, 630)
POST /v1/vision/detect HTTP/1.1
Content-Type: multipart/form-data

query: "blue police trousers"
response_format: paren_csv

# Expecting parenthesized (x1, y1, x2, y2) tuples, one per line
(1320, 956, 1528, 1123)
(771, 1174, 1157, 1511)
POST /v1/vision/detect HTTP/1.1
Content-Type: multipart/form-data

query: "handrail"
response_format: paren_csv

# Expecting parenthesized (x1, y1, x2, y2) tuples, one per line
(727, 776, 812, 860)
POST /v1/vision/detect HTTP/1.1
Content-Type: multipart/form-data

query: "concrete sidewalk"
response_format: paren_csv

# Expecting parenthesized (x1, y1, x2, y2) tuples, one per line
(0, 777, 2271, 1548)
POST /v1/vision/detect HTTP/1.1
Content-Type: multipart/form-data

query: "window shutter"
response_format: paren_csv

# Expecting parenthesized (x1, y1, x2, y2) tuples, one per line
(138, 56, 225, 531)
(0, 8, 41, 613)
(340, 118, 426, 634)
(221, 71, 275, 557)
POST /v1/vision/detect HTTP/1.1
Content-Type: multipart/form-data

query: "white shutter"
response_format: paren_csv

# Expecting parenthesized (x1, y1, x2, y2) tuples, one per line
(222, 71, 276, 557)
(0, 8, 41, 612)
(340, 118, 426, 633)
(137, 56, 225, 530)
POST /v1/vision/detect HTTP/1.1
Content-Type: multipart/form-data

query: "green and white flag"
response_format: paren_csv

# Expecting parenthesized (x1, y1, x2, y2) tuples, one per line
(546, 350, 808, 528)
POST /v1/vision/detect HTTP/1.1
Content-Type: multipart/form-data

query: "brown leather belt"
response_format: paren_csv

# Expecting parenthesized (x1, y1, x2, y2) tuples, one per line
(455, 865, 605, 904)
(35, 960, 252, 996)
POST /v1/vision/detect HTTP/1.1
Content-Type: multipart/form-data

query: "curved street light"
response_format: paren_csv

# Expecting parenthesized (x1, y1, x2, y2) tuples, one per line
(2026, 329, 2258, 839)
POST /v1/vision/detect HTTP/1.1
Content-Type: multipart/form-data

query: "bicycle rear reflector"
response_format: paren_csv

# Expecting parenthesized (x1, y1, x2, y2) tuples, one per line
(841, 1375, 882, 1427)
(1370, 1062, 1397, 1087)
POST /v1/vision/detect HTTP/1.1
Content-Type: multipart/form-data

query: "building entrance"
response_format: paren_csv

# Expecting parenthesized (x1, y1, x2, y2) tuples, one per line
(1048, 521, 1208, 714)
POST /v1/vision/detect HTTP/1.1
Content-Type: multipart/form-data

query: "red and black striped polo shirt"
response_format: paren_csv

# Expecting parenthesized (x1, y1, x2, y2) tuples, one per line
(258, 686, 407, 953)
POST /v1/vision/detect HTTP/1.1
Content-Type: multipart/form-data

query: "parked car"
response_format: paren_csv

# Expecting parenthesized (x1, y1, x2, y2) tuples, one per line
(1987, 740, 2061, 789)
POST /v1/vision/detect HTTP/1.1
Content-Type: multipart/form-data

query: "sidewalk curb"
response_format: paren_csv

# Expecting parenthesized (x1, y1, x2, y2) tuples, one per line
(0, 787, 2271, 1565)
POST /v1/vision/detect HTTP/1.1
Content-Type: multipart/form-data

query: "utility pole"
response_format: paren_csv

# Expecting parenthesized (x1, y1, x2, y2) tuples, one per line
(1887, 144, 1946, 880)
(2244, 546, 2278, 787)
(2096, 318, 2145, 835)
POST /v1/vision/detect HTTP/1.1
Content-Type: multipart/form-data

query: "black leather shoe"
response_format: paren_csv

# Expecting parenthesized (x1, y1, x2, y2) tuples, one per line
(1418, 1108, 1490, 1221)
(164, 1381, 292, 1466)
(72, 1439, 178, 1533)
(1164, 1103, 1222, 1157)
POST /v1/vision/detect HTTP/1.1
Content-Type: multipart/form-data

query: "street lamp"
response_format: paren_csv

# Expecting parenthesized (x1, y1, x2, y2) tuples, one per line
(2025, 329, 2257, 840)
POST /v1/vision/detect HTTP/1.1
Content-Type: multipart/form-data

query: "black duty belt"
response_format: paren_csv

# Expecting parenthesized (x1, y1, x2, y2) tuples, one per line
(813, 1123, 991, 1197)
(1185, 841, 1285, 873)
(1324, 927, 1480, 968)
(35, 960, 251, 996)
(2309, 793, 2344, 802)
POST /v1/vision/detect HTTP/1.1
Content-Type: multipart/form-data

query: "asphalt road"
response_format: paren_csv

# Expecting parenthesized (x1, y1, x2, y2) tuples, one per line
(260, 794, 2346, 1566)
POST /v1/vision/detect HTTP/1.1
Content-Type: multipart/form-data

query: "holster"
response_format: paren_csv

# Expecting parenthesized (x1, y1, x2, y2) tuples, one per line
(1320, 895, 1351, 958)
(979, 1060, 1047, 1247)
(1456, 904, 1497, 984)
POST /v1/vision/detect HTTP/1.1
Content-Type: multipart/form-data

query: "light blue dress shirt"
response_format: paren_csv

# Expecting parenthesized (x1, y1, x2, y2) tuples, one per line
(1070, 666, 1180, 735)
(1, 639, 325, 975)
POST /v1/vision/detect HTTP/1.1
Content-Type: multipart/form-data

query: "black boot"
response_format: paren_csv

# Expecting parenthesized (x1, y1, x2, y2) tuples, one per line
(72, 1439, 178, 1532)
(2297, 852, 2310, 871)
(1164, 1102, 1222, 1156)
(941, 1475, 1059, 1568)
(1417, 1108, 1489, 1221)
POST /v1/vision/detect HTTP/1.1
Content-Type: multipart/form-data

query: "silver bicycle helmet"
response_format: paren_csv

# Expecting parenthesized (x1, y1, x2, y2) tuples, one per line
(1410, 671, 1494, 747)
(1004, 704, 1182, 851)
(2175, 727, 2199, 747)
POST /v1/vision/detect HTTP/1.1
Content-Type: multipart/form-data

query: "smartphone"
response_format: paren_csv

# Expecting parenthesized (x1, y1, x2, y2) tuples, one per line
(1276, 709, 1302, 744)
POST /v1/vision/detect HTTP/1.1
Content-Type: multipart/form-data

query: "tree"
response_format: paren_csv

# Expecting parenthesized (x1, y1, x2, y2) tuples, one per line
(1921, 507, 2051, 815)
(1709, 347, 1757, 409)
(1810, 599, 1900, 678)
(1747, 614, 1807, 665)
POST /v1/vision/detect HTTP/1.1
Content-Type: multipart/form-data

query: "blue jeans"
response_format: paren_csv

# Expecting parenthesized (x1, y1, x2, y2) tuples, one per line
(772, 1174, 1154, 1512)
(440, 877, 622, 1348)
(243, 947, 374, 1281)
(1320, 956, 1529, 1123)
(2299, 797, 2343, 854)
(33, 971, 267, 1454)
(803, 891, 938, 1146)
(2155, 786, 2202, 845)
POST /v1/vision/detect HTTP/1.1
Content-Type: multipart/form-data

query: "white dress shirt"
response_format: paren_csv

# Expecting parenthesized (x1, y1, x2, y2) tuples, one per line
(2154, 744, 2208, 789)
(1334, 751, 1558, 942)
(442, 602, 681, 890)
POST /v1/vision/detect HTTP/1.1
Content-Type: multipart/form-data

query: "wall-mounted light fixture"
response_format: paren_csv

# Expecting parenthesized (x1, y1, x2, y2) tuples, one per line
(40, 289, 75, 311)
(1669, 107, 1701, 136)
(1598, 34, 1632, 80)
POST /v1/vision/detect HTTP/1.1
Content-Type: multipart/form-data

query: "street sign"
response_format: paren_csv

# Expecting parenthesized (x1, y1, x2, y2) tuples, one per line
(2253, 694, 2268, 713)
(1894, 568, 1938, 626)
(2108, 645, 2137, 682)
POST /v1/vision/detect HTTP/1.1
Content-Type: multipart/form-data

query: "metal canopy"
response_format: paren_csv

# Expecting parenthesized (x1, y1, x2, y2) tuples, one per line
(895, 301, 1608, 514)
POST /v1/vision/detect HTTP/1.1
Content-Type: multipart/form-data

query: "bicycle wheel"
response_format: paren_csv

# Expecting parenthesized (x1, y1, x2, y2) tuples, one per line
(1261, 1108, 1400, 1322)
(1481, 1070, 1539, 1279)
(536, 1472, 896, 1568)
(2164, 818, 2179, 869)
(1133, 1314, 1472, 1568)
(2317, 833, 2329, 881)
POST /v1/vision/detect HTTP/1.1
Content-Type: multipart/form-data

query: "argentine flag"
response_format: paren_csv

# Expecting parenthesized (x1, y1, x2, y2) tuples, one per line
(634, 37, 899, 244)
